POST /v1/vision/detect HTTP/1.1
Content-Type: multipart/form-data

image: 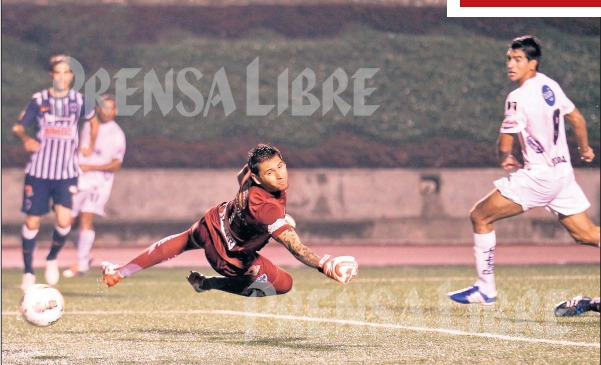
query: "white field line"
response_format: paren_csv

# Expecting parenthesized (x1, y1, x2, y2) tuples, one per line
(3, 309, 599, 348)
(354, 275, 599, 283)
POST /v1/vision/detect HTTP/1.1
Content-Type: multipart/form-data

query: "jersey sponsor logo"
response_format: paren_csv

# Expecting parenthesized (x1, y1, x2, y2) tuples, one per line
(526, 136, 545, 153)
(542, 85, 555, 106)
(41, 125, 77, 140)
(219, 204, 238, 250)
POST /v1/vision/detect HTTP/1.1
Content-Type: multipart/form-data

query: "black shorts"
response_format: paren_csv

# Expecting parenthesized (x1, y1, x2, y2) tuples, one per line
(22, 175, 77, 216)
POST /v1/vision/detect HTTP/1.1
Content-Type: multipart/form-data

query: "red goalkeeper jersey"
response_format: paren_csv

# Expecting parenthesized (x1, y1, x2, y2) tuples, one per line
(203, 168, 292, 269)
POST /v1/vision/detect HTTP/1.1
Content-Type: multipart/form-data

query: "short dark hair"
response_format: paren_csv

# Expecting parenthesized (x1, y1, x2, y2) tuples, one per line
(99, 94, 117, 107)
(509, 35, 542, 70)
(247, 144, 283, 175)
(47, 54, 72, 72)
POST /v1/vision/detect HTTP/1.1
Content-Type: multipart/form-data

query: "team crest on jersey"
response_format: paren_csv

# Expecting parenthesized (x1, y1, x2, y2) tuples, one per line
(542, 85, 555, 106)
(526, 136, 545, 153)
(69, 102, 79, 114)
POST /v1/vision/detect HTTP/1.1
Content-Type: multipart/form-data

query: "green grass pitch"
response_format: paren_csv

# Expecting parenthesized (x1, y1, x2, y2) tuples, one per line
(2, 264, 599, 364)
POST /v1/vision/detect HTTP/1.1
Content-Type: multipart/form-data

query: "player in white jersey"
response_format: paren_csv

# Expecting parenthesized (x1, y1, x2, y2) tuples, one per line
(64, 95, 126, 277)
(12, 55, 100, 291)
(448, 35, 600, 305)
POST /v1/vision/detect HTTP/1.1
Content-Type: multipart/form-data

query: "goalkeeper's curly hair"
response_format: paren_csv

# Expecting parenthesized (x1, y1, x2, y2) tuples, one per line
(247, 144, 283, 175)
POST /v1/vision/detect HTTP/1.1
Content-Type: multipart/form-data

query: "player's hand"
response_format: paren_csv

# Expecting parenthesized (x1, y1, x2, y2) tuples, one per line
(579, 146, 595, 163)
(80, 145, 93, 157)
(23, 138, 40, 153)
(318, 255, 358, 284)
(500, 154, 522, 172)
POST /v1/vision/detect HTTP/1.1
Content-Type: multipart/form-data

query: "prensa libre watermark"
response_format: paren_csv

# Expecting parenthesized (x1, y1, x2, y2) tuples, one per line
(67, 57, 380, 118)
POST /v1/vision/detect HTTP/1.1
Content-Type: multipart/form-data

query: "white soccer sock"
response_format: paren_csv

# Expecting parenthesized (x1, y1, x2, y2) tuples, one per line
(76, 230, 95, 271)
(473, 231, 497, 297)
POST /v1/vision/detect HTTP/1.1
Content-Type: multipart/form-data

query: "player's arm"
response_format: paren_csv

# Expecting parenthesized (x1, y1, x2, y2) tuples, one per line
(79, 159, 122, 173)
(274, 228, 320, 268)
(274, 226, 358, 284)
(564, 107, 595, 162)
(12, 107, 40, 153)
(81, 114, 99, 157)
(496, 133, 522, 172)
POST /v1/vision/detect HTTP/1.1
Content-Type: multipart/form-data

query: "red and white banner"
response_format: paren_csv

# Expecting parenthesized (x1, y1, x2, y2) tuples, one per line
(448, 0, 601, 16)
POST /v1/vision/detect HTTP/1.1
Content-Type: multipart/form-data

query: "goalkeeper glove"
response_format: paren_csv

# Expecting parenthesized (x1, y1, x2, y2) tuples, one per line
(318, 254, 358, 284)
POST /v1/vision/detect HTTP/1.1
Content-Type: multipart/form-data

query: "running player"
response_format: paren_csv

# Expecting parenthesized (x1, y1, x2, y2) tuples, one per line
(63, 95, 126, 278)
(101, 144, 358, 297)
(448, 35, 600, 305)
(12, 55, 99, 291)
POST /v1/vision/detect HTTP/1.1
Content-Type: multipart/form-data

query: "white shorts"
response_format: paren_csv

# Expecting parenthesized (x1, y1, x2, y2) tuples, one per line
(71, 184, 113, 217)
(494, 168, 590, 216)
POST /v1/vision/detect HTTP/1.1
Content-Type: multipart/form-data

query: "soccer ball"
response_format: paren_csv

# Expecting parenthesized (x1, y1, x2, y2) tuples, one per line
(19, 284, 64, 327)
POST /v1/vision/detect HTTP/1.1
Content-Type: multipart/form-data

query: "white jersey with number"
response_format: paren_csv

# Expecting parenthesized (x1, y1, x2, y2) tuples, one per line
(77, 120, 126, 192)
(500, 73, 575, 179)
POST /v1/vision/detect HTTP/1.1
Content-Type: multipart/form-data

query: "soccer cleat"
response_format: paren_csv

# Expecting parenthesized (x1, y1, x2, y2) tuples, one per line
(63, 264, 89, 278)
(187, 271, 208, 293)
(21, 273, 36, 292)
(45, 259, 59, 286)
(63, 258, 93, 278)
(100, 261, 124, 287)
(448, 286, 496, 305)
(554, 296, 592, 317)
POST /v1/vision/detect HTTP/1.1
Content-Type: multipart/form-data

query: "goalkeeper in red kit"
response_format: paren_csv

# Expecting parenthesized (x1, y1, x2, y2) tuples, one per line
(101, 144, 358, 297)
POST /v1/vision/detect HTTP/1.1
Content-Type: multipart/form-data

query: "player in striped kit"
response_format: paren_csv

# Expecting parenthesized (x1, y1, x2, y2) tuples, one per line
(12, 55, 99, 291)
(448, 36, 600, 305)
(63, 94, 126, 278)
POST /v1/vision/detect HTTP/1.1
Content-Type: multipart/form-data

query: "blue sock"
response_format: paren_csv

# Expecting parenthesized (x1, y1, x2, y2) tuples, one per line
(21, 225, 38, 274)
(22, 238, 36, 274)
(47, 226, 71, 261)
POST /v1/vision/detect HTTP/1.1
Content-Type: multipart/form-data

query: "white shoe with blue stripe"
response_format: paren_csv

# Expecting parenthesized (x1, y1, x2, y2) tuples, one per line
(448, 286, 496, 305)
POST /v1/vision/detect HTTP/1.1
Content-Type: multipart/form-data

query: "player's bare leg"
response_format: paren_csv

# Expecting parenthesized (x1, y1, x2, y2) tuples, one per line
(449, 189, 523, 304)
(558, 211, 601, 248)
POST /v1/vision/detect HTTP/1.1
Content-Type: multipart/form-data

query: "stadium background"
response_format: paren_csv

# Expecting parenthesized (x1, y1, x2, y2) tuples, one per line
(1, 2, 599, 246)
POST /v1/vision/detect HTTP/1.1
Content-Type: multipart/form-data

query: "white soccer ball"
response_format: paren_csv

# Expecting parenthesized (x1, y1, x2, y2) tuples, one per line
(19, 284, 64, 327)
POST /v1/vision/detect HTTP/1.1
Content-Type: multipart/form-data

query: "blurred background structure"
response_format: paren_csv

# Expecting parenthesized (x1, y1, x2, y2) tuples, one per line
(2, 1, 599, 246)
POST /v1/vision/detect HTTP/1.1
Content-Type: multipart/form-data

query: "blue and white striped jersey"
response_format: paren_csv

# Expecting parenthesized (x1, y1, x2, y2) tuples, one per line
(19, 88, 95, 180)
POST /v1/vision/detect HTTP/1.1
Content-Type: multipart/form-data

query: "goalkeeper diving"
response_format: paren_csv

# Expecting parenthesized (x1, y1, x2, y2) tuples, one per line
(101, 144, 358, 297)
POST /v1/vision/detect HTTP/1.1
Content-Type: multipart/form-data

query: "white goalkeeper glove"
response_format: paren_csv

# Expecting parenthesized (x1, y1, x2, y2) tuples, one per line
(318, 254, 358, 284)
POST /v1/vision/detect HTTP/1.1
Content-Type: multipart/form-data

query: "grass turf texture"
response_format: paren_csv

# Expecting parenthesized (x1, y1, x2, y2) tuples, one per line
(2, 264, 599, 364)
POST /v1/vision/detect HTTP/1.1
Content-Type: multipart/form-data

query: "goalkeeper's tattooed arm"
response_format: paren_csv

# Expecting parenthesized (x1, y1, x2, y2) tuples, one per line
(275, 228, 321, 268)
